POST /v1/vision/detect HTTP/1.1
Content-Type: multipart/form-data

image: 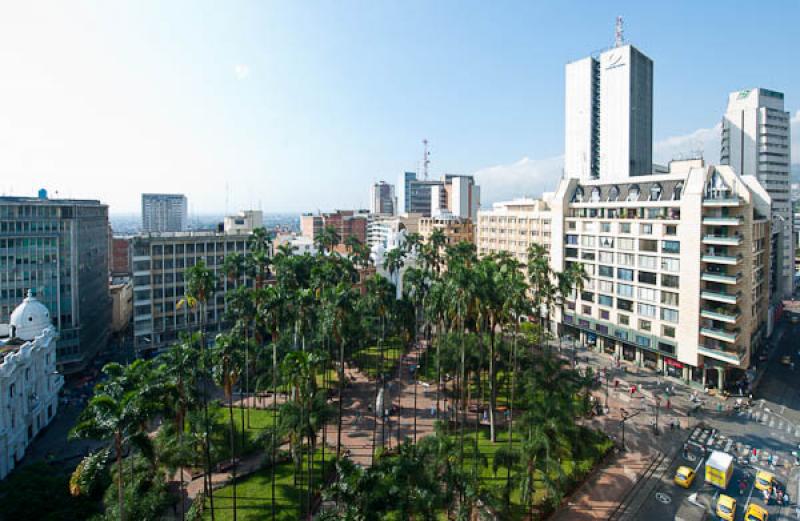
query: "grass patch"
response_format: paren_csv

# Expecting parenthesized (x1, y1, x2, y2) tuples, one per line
(207, 405, 279, 464)
(203, 449, 328, 521)
(353, 342, 403, 379)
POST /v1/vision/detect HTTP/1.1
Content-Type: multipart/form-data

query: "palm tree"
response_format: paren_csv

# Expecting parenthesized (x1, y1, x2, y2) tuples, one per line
(178, 260, 217, 518)
(212, 332, 244, 521)
(557, 261, 589, 359)
(315, 224, 341, 255)
(70, 361, 160, 521)
(526, 243, 555, 350)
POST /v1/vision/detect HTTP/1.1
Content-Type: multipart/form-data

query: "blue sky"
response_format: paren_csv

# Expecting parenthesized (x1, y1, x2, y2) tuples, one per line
(0, 1, 797, 213)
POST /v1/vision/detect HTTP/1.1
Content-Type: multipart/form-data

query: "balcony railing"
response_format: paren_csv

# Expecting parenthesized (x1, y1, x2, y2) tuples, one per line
(701, 290, 740, 304)
(703, 195, 742, 207)
(700, 327, 739, 343)
(702, 216, 743, 226)
(701, 253, 743, 265)
(698, 345, 743, 366)
(702, 234, 743, 246)
(701, 271, 742, 285)
(700, 307, 741, 324)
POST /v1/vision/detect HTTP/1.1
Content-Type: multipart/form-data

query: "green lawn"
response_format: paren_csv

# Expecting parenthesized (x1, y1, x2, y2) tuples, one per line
(207, 405, 279, 463)
(454, 426, 612, 519)
(203, 449, 328, 521)
(353, 342, 403, 379)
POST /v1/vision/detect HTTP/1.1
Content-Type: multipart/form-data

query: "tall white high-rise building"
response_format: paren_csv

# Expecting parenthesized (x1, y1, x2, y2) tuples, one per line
(141, 193, 188, 232)
(565, 44, 653, 181)
(721, 88, 793, 299)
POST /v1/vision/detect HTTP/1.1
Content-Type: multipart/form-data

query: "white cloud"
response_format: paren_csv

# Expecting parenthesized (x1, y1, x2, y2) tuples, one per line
(233, 63, 251, 80)
(653, 123, 721, 165)
(474, 114, 800, 206)
(473, 155, 564, 204)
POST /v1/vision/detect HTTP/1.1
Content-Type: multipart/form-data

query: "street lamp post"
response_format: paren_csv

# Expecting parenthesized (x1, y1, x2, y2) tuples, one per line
(654, 396, 661, 435)
(604, 367, 609, 409)
(620, 409, 628, 451)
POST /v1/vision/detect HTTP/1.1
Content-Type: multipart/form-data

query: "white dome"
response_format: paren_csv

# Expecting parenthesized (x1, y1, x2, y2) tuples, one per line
(9, 290, 52, 341)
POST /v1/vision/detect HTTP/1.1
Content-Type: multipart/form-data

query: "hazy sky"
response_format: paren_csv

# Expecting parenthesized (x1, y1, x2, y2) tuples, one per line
(1, 1, 798, 214)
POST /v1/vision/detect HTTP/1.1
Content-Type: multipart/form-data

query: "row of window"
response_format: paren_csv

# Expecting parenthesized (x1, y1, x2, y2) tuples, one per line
(566, 236, 680, 254)
(570, 221, 678, 236)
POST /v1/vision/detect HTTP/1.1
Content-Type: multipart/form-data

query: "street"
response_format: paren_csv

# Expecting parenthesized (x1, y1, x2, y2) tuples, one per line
(603, 319, 800, 520)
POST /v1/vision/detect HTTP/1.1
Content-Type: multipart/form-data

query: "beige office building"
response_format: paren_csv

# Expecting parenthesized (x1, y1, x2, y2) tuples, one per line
(476, 198, 553, 260)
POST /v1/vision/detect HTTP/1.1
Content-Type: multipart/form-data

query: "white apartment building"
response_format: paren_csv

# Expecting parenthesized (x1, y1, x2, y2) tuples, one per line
(131, 230, 257, 355)
(565, 44, 653, 181)
(550, 162, 771, 390)
(223, 210, 263, 234)
(476, 198, 553, 261)
(141, 193, 188, 233)
(366, 214, 421, 249)
(721, 88, 793, 300)
(0, 291, 64, 479)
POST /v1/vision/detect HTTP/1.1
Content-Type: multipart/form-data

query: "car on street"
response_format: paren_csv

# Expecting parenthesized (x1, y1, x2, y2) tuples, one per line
(744, 502, 768, 521)
(780, 355, 792, 366)
(716, 494, 736, 521)
(754, 470, 776, 491)
(674, 466, 696, 488)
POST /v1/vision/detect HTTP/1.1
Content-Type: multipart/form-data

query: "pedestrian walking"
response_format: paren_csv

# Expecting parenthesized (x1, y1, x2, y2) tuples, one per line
(667, 399, 671, 409)
(614, 379, 619, 390)
(430, 405, 436, 417)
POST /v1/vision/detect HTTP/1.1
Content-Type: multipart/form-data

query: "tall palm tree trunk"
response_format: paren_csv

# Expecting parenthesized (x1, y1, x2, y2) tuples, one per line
(115, 432, 124, 521)
(228, 393, 238, 521)
(488, 321, 497, 443)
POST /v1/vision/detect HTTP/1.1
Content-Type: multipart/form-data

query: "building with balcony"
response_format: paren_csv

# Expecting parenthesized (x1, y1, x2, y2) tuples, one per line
(550, 161, 770, 391)
(141, 193, 188, 233)
(476, 197, 552, 260)
(0, 194, 111, 375)
(131, 230, 256, 356)
(300, 210, 369, 253)
(0, 291, 64, 479)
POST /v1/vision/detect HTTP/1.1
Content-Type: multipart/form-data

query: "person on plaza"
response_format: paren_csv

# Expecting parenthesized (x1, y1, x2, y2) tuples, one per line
(666, 398, 671, 409)
(430, 405, 436, 417)
(614, 379, 619, 390)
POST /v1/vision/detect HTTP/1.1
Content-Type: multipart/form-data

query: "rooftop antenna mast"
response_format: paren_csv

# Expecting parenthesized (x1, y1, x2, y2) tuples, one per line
(422, 139, 431, 180)
(615, 16, 625, 47)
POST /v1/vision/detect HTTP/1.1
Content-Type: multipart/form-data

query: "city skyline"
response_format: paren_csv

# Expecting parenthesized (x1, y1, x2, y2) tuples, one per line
(0, 2, 798, 214)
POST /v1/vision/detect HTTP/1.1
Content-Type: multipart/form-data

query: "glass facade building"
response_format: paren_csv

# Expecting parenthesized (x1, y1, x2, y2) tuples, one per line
(0, 196, 111, 374)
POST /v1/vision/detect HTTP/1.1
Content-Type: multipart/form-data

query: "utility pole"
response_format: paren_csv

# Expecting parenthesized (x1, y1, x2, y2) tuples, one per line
(654, 396, 661, 435)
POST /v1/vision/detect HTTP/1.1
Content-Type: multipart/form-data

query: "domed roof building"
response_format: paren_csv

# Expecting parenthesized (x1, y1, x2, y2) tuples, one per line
(0, 290, 62, 479)
(9, 290, 52, 341)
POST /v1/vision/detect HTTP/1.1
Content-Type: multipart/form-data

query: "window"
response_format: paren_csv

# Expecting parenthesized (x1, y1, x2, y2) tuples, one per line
(581, 236, 596, 247)
(608, 186, 620, 202)
(599, 295, 613, 307)
(618, 238, 635, 251)
(581, 251, 596, 261)
(618, 314, 629, 325)
(662, 325, 676, 338)
(637, 303, 657, 317)
(581, 291, 595, 302)
(598, 236, 614, 248)
(640, 223, 653, 235)
(661, 308, 679, 323)
(572, 187, 584, 202)
(566, 234, 578, 245)
(662, 274, 680, 288)
(598, 280, 613, 293)
(672, 183, 683, 201)
(620, 223, 631, 233)
(638, 271, 657, 285)
(617, 299, 633, 311)
(662, 240, 680, 254)
(598, 265, 613, 278)
(635, 335, 651, 347)
(617, 253, 635, 266)
(601, 222, 611, 233)
(566, 247, 578, 259)
(599, 251, 613, 263)
(665, 225, 677, 236)
(582, 305, 592, 315)
(638, 287, 658, 302)
(638, 255, 657, 269)
(639, 319, 651, 331)
(627, 185, 640, 202)
(661, 258, 680, 272)
(617, 268, 634, 281)
(649, 184, 662, 201)
(600, 310, 610, 320)
(591, 187, 601, 202)
(616, 283, 634, 297)
(658, 342, 675, 354)
(661, 291, 679, 307)
(639, 239, 658, 252)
